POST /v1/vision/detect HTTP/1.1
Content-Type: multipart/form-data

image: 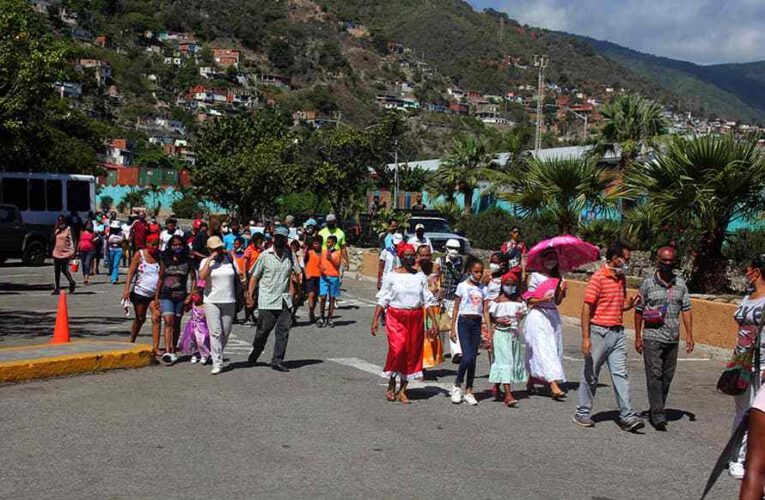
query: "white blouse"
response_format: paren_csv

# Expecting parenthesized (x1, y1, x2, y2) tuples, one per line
(201, 257, 236, 304)
(376, 272, 438, 310)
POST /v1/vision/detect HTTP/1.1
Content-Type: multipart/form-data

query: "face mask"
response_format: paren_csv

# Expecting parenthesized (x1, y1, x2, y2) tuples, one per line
(489, 263, 501, 273)
(416, 231, 424, 239)
(274, 236, 287, 248)
(148, 247, 159, 256)
(611, 264, 625, 276)
(173, 247, 184, 255)
(502, 284, 517, 296)
(658, 262, 674, 275)
(327, 222, 336, 229)
(235, 247, 244, 254)
(447, 248, 459, 257)
(543, 259, 557, 270)
(401, 256, 416, 268)
(470, 275, 481, 284)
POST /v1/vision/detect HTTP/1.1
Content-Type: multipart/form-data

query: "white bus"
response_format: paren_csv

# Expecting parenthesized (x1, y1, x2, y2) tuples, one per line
(0, 172, 96, 227)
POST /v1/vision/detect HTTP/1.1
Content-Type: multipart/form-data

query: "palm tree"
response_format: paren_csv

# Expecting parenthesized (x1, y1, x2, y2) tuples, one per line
(146, 184, 165, 216)
(431, 135, 494, 214)
(594, 94, 669, 169)
(500, 156, 621, 235)
(624, 134, 765, 293)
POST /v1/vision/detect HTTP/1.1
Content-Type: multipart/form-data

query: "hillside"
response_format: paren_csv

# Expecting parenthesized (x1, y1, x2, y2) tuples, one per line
(580, 37, 765, 123)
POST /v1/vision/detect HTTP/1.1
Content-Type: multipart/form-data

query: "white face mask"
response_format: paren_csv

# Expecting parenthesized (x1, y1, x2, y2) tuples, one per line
(502, 284, 517, 296)
(489, 263, 501, 273)
(447, 248, 459, 257)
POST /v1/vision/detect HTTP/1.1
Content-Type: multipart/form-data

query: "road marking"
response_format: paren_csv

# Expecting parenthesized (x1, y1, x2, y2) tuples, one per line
(328, 357, 454, 390)
(563, 355, 709, 362)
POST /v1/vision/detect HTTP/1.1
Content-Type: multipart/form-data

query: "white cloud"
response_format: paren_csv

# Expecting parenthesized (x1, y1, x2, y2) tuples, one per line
(468, 0, 765, 64)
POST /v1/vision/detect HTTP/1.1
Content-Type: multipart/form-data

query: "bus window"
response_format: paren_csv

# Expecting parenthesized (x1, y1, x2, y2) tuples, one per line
(2, 178, 28, 210)
(29, 179, 46, 211)
(47, 180, 63, 212)
(67, 180, 90, 213)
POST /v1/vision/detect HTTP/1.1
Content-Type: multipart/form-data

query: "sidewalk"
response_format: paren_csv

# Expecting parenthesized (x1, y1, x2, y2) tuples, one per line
(0, 341, 153, 383)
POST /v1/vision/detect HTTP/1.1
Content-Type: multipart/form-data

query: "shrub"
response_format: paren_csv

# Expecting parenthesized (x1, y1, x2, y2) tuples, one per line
(725, 229, 765, 269)
(172, 194, 204, 219)
(577, 220, 622, 249)
(456, 208, 557, 250)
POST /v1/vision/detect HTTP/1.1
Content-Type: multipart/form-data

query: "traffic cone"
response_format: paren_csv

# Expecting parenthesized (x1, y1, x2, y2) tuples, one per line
(50, 292, 71, 344)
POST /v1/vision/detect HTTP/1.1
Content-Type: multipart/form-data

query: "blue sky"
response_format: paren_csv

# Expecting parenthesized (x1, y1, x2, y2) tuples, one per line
(467, 0, 765, 65)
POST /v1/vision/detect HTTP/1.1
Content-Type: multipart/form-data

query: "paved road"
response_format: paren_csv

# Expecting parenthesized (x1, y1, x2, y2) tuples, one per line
(0, 261, 741, 499)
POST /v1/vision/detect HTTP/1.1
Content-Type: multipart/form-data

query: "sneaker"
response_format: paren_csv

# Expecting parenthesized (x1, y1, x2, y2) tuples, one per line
(729, 462, 745, 480)
(317, 318, 326, 328)
(52, 289, 60, 295)
(573, 414, 595, 428)
(620, 416, 646, 433)
(464, 392, 478, 406)
(190, 355, 200, 364)
(450, 386, 463, 404)
(210, 365, 222, 375)
(452, 354, 462, 365)
(328, 318, 335, 328)
(161, 352, 173, 364)
(200, 356, 208, 365)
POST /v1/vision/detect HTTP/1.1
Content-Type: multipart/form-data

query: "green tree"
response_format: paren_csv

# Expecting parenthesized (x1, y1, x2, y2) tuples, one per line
(624, 134, 765, 293)
(501, 156, 621, 235)
(306, 126, 374, 217)
(121, 188, 147, 212)
(99, 196, 113, 212)
(146, 184, 165, 216)
(430, 135, 494, 214)
(594, 94, 669, 169)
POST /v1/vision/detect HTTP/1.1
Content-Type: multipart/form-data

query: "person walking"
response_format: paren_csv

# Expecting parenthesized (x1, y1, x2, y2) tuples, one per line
(523, 249, 567, 399)
(382, 220, 399, 249)
(377, 233, 403, 290)
(727, 254, 765, 479)
(92, 216, 105, 275)
(77, 220, 97, 286)
(123, 234, 161, 353)
(574, 243, 645, 432)
(155, 235, 196, 359)
(304, 235, 323, 324)
(436, 239, 465, 363)
(318, 214, 348, 271)
(106, 220, 125, 285)
(318, 235, 342, 328)
(450, 259, 489, 406)
(634, 246, 694, 431)
(246, 226, 300, 372)
(371, 243, 439, 404)
(500, 226, 527, 269)
(51, 215, 76, 295)
(159, 218, 184, 252)
(199, 236, 238, 375)
(407, 223, 433, 253)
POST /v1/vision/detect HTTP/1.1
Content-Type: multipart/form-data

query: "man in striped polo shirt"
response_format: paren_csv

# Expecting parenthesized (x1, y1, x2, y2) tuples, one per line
(574, 242, 645, 432)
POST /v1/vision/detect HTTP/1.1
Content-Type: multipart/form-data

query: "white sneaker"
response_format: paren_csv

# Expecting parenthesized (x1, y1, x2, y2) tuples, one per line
(729, 462, 745, 480)
(210, 365, 222, 375)
(464, 392, 478, 406)
(190, 355, 199, 364)
(200, 356, 208, 365)
(450, 386, 463, 404)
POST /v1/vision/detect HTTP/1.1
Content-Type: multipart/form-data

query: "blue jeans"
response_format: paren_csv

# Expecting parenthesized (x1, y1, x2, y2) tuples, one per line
(576, 325, 637, 422)
(80, 250, 95, 277)
(108, 247, 123, 283)
(455, 316, 482, 388)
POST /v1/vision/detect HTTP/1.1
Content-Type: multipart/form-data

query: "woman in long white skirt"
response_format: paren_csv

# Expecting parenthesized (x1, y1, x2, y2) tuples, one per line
(523, 249, 567, 399)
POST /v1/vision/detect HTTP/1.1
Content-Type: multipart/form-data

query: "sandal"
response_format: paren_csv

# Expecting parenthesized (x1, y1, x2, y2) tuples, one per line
(526, 383, 538, 396)
(552, 390, 567, 400)
(397, 391, 411, 404)
(504, 397, 519, 408)
(386, 389, 396, 402)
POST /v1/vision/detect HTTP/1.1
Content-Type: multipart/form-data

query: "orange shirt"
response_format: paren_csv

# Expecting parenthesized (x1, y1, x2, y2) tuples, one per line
(320, 249, 341, 277)
(584, 265, 626, 327)
(243, 246, 261, 274)
(304, 250, 322, 279)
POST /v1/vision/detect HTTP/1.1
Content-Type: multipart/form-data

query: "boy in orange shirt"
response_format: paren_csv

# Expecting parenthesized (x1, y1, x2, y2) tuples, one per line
(319, 235, 342, 328)
(304, 235, 323, 324)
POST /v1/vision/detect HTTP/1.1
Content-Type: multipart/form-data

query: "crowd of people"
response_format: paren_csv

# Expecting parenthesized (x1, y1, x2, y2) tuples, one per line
(47, 210, 765, 492)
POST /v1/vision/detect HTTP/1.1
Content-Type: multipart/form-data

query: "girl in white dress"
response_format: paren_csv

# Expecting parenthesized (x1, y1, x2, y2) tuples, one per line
(523, 249, 567, 399)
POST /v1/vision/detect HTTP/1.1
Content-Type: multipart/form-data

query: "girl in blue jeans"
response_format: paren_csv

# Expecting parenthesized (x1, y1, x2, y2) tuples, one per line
(107, 222, 125, 284)
(450, 260, 490, 406)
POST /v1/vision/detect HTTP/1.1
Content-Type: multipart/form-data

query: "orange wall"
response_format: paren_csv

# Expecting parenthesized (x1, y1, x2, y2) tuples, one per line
(355, 248, 739, 350)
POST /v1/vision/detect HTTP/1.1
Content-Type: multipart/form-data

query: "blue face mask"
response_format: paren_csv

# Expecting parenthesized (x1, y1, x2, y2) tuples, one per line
(502, 284, 518, 296)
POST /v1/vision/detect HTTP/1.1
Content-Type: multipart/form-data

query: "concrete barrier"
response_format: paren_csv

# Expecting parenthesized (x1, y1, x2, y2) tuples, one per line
(353, 248, 739, 350)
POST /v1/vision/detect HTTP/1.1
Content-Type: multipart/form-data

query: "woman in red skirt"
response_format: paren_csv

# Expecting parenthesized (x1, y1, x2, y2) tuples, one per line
(371, 244, 439, 404)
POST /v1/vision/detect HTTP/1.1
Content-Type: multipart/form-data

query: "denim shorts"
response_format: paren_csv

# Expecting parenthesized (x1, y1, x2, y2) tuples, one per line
(160, 298, 184, 317)
(319, 276, 341, 298)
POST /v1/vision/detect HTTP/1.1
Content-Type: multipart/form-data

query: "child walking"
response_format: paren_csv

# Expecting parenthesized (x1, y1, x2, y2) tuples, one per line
(488, 270, 528, 407)
(318, 235, 342, 328)
(304, 235, 323, 324)
(180, 291, 211, 364)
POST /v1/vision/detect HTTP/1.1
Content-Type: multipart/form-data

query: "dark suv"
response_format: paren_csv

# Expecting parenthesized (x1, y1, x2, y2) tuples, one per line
(0, 204, 49, 265)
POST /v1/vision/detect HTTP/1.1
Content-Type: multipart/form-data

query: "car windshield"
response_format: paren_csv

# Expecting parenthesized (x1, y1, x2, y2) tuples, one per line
(410, 218, 452, 233)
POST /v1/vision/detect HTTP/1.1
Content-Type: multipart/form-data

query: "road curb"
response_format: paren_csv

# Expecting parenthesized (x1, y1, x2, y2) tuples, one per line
(0, 342, 154, 384)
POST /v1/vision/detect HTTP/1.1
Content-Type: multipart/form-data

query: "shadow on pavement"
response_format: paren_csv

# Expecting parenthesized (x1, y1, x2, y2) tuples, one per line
(0, 282, 54, 292)
(0, 310, 128, 340)
(224, 358, 324, 373)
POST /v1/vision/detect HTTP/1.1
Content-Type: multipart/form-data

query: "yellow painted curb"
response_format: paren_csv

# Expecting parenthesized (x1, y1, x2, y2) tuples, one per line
(0, 344, 154, 383)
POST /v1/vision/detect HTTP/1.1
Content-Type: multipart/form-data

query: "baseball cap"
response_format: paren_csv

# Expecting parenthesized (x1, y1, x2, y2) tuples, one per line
(285, 215, 294, 224)
(192, 219, 203, 230)
(445, 238, 461, 249)
(326, 213, 337, 222)
(392, 233, 404, 245)
(206, 236, 224, 250)
(304, 218, 317, 227)
(274, 226, 290, 237)
(415, 223, 425, 231)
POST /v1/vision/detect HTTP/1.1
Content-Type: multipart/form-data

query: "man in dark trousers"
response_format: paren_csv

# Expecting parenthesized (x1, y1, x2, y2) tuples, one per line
(246, 226, 301, 372)
(635, 246, 694, 431)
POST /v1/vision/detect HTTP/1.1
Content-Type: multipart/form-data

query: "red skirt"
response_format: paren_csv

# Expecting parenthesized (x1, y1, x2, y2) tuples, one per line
(383, 307, 425, 381)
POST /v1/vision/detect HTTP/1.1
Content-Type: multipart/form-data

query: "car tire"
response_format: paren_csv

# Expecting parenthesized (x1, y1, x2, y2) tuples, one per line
(22, 240, 47, 266)
(0, 256, 6, 265)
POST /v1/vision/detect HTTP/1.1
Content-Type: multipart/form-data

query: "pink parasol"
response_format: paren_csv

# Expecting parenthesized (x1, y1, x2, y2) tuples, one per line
(525, 235, 600, 273)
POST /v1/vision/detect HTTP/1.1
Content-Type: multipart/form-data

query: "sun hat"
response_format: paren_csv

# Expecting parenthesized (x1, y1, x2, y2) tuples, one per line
(206, 236, 224, 250)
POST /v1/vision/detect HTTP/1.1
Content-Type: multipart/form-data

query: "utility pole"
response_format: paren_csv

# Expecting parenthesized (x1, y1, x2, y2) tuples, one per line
(533, 55, 549, 153)
(393, 138, 399, 209)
